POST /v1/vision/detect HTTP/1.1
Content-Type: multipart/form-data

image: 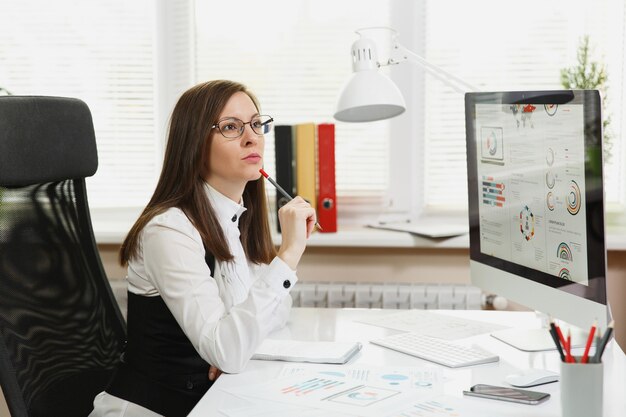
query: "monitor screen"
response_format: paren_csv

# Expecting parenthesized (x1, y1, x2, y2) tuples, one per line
(465, 90, 608, 338)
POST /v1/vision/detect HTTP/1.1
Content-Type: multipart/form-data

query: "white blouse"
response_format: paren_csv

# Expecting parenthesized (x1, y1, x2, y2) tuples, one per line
(126, 182, 297, 373)
(89, 183, 297, 417)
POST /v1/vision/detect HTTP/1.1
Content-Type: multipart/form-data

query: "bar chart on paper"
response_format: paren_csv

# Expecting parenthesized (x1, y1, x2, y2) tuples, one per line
(271, 373, 405, 413)
(282, 377, 346, 396)
(276, 375, 401, 404)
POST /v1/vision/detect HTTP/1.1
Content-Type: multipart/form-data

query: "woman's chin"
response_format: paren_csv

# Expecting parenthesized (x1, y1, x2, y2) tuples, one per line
(245, 170, 263, 182)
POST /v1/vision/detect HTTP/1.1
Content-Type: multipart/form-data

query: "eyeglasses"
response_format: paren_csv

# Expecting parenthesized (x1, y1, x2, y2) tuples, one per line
(211, 115, 274, 139)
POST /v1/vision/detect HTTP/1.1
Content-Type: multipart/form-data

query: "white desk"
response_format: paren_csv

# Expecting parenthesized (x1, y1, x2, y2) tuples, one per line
(189, 308, 625, 417)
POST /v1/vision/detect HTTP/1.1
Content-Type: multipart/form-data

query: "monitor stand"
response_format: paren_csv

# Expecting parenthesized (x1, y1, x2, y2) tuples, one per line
(490, 327, 589, 352)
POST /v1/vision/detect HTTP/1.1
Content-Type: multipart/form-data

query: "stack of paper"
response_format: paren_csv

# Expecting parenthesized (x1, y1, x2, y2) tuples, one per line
(252, 339, 362, 364)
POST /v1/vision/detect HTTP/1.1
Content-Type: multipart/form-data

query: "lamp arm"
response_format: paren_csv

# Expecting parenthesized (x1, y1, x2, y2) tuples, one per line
(387, 43, 479, 93)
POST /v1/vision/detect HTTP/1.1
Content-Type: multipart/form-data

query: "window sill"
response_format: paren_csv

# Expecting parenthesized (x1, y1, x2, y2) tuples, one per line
(91, 207, 469, 248)
(91, 207, 626, 251)
(272, 226, 470, 249)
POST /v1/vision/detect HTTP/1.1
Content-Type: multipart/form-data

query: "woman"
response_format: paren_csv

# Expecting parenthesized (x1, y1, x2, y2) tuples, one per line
(90, 80, 316, 417)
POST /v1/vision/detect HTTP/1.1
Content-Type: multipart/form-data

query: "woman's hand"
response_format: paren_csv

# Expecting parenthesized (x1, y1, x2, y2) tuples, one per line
(277, 196, 316, 270)
(208, 365, 223, 382)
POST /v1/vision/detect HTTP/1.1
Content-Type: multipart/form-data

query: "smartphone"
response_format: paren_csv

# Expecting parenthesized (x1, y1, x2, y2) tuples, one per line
(463, 384, 550, 405)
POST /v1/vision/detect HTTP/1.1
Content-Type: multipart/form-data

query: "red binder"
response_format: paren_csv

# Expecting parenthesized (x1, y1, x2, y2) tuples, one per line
(317, 123, 337, 232)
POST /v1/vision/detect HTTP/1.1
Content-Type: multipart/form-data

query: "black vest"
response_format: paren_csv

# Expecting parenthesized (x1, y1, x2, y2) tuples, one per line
(106, 254, 216, 417)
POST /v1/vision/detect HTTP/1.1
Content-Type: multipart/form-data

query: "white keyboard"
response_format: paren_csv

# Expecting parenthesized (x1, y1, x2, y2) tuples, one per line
(371, 332, 499, 368)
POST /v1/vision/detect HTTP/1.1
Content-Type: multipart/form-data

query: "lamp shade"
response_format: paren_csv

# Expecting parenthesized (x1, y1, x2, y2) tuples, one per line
(334, 67, 406, 122)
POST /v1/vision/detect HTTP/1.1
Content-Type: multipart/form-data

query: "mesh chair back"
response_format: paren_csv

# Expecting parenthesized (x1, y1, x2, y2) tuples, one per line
(0, 97, 126, 417)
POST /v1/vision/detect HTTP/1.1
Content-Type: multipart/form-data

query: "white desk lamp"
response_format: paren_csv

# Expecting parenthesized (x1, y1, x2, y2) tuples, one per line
(333, 27, 477, 237)
(334, 27, 478, 122)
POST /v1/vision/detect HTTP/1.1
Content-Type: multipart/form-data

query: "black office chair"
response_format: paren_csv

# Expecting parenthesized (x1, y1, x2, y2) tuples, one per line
(0, 96, 127, 417)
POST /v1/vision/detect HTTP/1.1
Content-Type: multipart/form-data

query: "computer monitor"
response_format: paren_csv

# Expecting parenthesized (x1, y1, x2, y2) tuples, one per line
(465, 90, 610, 351)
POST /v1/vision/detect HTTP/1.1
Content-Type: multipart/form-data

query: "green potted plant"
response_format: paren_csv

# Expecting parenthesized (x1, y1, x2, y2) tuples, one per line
(560, 36, 612, 165)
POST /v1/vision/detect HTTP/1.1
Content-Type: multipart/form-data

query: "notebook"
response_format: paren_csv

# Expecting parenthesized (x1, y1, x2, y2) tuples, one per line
(252, 339, 362, 364)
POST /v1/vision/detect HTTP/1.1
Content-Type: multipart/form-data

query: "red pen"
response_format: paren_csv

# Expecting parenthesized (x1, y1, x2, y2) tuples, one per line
(581, 320, 597, 364)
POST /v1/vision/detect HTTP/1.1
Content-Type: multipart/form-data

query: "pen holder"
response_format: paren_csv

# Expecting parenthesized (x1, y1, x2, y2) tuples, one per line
(560, 357, 603, 417)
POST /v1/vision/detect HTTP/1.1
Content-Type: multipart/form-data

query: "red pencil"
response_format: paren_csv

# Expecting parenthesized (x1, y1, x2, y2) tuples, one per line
(554, 322, 572, 362)
(581, 320, 597, 364)
(566, 330, 574, 363)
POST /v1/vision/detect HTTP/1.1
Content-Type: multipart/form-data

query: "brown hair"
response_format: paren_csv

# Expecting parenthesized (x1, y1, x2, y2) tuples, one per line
(119, 80, 276, 266)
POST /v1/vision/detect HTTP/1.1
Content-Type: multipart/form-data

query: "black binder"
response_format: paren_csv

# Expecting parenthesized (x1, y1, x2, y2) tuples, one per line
(274, 125, 296, 233)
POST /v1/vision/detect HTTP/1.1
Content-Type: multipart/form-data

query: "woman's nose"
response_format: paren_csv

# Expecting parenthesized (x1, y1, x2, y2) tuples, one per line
(241, 124, 259, 145)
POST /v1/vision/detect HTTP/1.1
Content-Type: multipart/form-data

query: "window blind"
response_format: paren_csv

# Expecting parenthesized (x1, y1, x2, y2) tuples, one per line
(422, 0, 626, 210)
(0, 0, 158, 209)
(3, 1, 622, 223)
(193, 0, 393, 213)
